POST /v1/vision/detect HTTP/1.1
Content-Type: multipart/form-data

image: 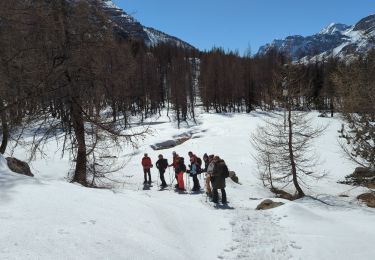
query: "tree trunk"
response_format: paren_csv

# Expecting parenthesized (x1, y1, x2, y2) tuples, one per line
(71, 99, 87, 186)
(288, 107, 305, 198)
(0, 100, 9, 154)
(330, 98, 334, 117)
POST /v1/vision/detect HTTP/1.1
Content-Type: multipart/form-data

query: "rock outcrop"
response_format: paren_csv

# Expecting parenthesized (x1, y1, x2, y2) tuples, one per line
(6, 157, 33, 177)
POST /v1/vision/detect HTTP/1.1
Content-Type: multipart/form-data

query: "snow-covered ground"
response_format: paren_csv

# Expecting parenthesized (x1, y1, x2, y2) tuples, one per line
(1, 110, 374, 260)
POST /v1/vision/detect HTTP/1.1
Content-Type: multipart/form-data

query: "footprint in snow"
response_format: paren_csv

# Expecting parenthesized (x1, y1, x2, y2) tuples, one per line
(58, 229, 70, 235)
(290, 242, 302, 250)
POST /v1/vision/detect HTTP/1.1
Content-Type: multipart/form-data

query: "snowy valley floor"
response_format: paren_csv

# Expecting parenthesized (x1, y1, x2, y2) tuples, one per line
(1, 111, 375, 260)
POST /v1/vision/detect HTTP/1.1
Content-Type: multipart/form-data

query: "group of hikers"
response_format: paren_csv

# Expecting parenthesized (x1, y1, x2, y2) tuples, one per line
(141, 151, 229, 204)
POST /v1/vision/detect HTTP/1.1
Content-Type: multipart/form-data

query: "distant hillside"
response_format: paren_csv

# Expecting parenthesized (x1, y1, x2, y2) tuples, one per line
(257, 14, 375, 62)
(103, 1, 194, 49)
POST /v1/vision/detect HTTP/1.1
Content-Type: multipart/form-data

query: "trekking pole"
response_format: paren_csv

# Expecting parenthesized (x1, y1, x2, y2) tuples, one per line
(185, 173, 188, 191)
(169, 167, 172, 185)
(170, 170, 175, 186)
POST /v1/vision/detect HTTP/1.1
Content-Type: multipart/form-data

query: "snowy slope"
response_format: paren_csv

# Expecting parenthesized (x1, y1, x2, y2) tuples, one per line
(1, 111, 375, 260)
(257, 14, 375, 62)
(103, 0, 194, 49)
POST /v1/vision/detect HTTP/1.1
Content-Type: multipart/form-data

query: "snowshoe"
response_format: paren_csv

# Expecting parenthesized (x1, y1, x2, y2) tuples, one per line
(200, 197, 234, 210)
(175, 187, 187, 194)
(158, 184, 169, 191)
(142, 184, 151, 190)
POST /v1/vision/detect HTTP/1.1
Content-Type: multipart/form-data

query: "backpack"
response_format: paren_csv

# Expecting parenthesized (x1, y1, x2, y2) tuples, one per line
(179, 157, 187, 173)
(195, 157, 202, 174)
(196, 157, 202, 167)
(161, 159, 168, 169)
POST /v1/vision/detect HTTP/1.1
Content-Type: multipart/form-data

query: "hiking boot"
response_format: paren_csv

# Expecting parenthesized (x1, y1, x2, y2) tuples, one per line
(174, 184, 179, 189)
(148, 180, 152, 184)
(143, 181, 147, 184)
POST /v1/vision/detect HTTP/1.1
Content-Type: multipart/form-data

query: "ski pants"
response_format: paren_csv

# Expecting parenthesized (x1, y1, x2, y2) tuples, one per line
(159, 169, 167, 186)
(213, 188, 227, 203)
(143, 168, 151, 182)
(192, 174, 200, 190)
(177, 172, 184, 190)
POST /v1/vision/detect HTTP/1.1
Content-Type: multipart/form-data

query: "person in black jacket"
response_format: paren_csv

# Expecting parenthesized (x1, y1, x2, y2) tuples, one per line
(156, 154, 168, 188)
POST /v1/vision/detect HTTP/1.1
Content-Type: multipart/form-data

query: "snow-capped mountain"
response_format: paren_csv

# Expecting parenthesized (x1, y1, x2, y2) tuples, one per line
(257, 14, 375, 62)
(103, 1, 194, 49)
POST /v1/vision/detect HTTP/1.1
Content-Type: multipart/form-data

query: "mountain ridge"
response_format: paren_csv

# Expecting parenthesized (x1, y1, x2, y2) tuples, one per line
(257, 14, 375, 62)
(103, 0, 194, 49)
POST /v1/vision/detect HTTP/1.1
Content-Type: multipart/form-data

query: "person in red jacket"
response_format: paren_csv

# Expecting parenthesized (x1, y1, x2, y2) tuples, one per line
(141, 153, 153, 184)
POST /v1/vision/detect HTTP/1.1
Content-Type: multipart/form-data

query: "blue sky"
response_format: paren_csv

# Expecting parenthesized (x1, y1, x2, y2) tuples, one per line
(112, 0, 374, 54)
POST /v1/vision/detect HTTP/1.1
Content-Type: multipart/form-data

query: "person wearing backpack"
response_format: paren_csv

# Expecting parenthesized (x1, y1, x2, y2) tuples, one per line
(169, 151, 180, 188)
(211, 155, 228, 204)
(188, 152, 201, 191)
(176, 157, 186, 191)
(156, 154, 168, 188)
(188, 151, 202, 174)
(141, 153, 153, 184)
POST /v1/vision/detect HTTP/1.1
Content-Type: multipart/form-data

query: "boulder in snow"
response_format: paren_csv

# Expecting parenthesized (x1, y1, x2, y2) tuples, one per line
(6, 157, 34, 177)
(229, 171, 240, 184)
(357, 193, 375, 208)
(256, 199, 284, 210)
(271, 188, 295, 201)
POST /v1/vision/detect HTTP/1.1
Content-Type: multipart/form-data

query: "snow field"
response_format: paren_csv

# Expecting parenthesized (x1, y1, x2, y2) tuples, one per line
(1, 110, 375, 260)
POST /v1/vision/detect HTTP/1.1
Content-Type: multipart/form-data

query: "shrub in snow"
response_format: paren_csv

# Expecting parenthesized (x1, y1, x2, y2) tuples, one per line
(357, 193, 375, 208)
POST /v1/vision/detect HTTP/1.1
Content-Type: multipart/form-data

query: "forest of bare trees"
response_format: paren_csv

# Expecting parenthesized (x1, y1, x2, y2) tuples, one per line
(0, 0, 201, 186)
(0, 0, 374, 188)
